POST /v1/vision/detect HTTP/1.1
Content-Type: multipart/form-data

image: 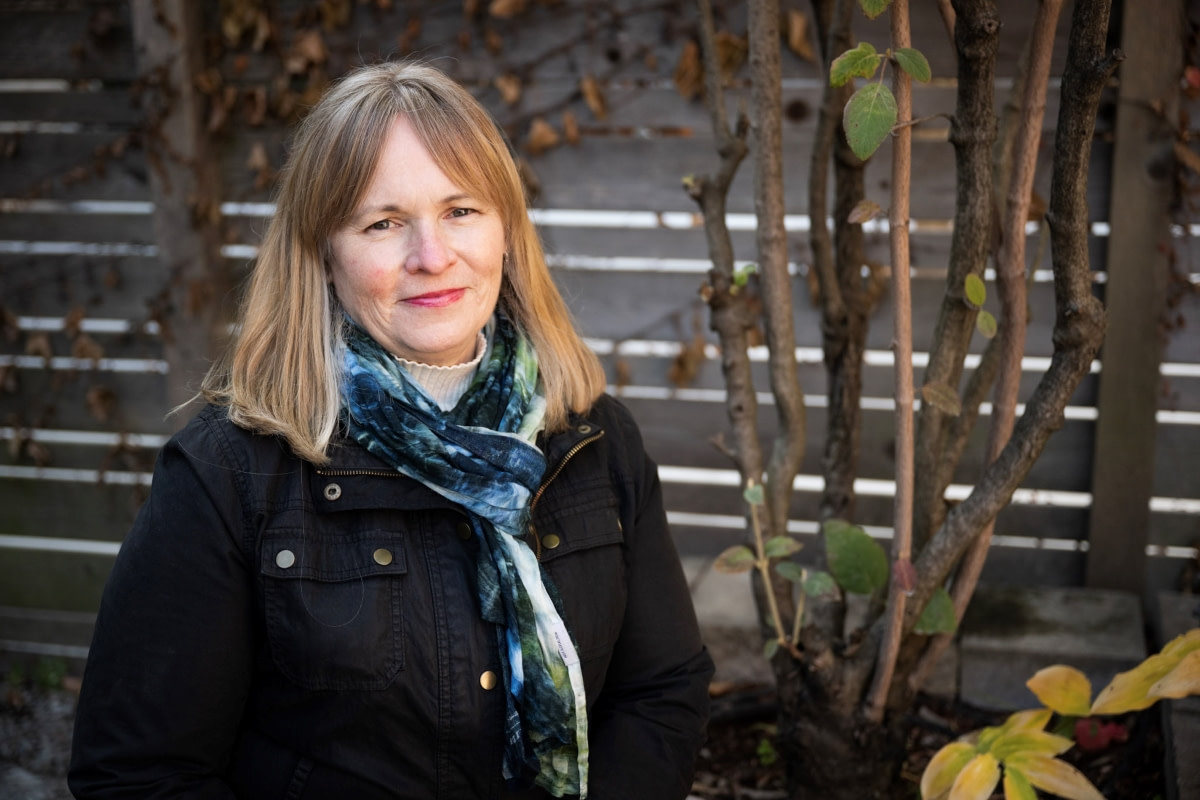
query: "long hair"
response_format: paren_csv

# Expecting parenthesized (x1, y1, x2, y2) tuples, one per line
(202, 62, 606, 463)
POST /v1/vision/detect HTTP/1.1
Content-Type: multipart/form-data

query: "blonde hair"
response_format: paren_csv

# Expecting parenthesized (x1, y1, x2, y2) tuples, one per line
(202, 62, 606, 463)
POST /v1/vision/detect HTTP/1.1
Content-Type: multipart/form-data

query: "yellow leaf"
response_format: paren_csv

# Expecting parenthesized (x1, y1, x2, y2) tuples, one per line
(1003, 766, 1039, 800)
(1027, 665, 1092, 716)
(1092, 650, 1182, 715)
(1000, 709, 1054, 733)
(562, 110, 580, 145)
(949, 753, 1000, 800)
(1006, 754, 1105, 800)
(1149, 648, 1200, 699)
(1161, 627, 1200, 658)
(920, 741, 975, 799)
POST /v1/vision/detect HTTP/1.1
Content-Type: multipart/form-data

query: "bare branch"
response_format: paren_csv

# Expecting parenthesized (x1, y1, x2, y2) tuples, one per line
(864, 0, 915, 725)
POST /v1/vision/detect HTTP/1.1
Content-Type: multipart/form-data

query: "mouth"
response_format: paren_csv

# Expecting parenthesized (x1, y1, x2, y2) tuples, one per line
(404, 288, 465, 308)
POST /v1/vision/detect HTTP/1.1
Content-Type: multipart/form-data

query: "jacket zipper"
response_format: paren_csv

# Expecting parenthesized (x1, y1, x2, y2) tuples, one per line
(529, 429, 604, 559)
(315, 467, 400, 478)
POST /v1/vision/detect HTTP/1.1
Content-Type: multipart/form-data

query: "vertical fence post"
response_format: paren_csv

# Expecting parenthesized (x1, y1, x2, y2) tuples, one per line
(131, 0, 230, 422)
(1086, 0, 1182, 595)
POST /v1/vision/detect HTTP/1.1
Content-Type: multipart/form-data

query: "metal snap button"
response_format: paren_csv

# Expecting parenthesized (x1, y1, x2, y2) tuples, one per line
(541, 534, 561, 550)
(373, 548, 393, 566)
(323, 483, 342, 501)
(275, 549, 296, 569)
(480, 670, 498, 690)
(576, 424, 592, 434)
(457, 522, 473, 541)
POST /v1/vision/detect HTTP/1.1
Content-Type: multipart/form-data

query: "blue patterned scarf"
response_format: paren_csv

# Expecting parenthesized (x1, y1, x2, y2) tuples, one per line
(340, 315, 588, 798)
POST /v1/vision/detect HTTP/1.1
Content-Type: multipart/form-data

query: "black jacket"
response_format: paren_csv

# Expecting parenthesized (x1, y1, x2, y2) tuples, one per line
(69, 396, 713, 799)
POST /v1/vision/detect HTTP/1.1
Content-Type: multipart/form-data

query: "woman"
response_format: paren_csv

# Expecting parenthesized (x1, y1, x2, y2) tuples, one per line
(69, 62, 713, 799)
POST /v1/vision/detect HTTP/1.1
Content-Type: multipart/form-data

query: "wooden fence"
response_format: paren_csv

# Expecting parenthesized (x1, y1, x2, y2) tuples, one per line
(1, 0, 1198, 662)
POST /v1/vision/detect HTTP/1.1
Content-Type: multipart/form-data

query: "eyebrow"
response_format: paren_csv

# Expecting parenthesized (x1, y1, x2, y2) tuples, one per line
(351, 193, 477, 222)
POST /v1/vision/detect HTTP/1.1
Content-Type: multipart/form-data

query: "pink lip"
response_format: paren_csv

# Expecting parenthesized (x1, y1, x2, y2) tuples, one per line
(404, 288, 465, 308)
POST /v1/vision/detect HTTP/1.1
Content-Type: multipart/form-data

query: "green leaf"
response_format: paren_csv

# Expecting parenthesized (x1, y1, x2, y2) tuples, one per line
(914, 587, 958, 635)
(964, 273, 987, 307)
(823, 519, 889, 595)
(921, 381, 962, 417)
(803, 569, 838, 597)
(774, 561, 806, 584)
(893, 47, 932, 83)
(830, 42, 880, 87)
(1005, 754, 1105, 800)
(843, 82, 897, 161)
(1003, 766, 1040, 800)
(743, 483, 765, 506)
(714, 544, 756, 574)
(733, 262, 758, 287)
(763, 638, 780, 659)
(989, 730, 1074, 762)
(858, 0, 891, 20)
(976, 309, 998, 339)
(764, 535, 803, 559)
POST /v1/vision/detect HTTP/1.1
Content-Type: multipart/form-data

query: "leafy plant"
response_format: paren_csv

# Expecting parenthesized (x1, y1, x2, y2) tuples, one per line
(920, 628, 1200, 799)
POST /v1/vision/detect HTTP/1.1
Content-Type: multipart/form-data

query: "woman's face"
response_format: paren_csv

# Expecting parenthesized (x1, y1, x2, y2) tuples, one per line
(328, 115, 506, 366)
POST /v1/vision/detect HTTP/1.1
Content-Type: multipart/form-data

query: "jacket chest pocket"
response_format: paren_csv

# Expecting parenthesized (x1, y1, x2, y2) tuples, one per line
(260, 529, 407, 691)
(535, 481, 626, 664)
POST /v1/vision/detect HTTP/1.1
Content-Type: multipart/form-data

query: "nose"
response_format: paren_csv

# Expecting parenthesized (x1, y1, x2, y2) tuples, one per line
(404, 222, 456, 274)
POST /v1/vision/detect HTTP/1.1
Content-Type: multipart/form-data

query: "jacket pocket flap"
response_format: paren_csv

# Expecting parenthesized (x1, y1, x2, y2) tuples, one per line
(261, 530, 407, 581)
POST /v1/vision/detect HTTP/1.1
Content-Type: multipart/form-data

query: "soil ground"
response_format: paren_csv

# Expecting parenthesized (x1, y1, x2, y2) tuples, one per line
(0, 664, 1166, 800)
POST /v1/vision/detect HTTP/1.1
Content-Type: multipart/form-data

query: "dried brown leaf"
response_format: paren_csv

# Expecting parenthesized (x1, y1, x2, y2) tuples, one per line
(715, 31, 747, 84)
(1, 307, 18, 343)
(1027, 189, 1047, 223)
(25, 440, 52, 467)
(1175, 140, 1200, 176)
(320, 0, 351, 30)
(580, 75, 608, 120)
(516, 157, 541, 202)
(72, 334, 104, 362)
(244, 85, 268, 126)
(785, 10, 816, 61)
(252, 10, 272, 52)
(0, 364, 17, 394)
(489, 0, 527, 18)
(290, 29, 328, 74)
(562, 110, 580, 145)
(494, 73, 522, 106)
(667, 332, 707, 388)
(613, 356, 632, 389)
(673, 40, 703, 101)
(524, 117, 560, 156)
(25, 332, 52, 362)
(63, 306, 86, 339)
(397, 17, 421, 53)
(484, 27, 503, 55)
(86, 385, 117, 422)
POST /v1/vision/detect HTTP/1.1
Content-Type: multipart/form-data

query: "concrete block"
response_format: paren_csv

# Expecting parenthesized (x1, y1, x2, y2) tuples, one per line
(1156, 592, 1200, 800)
(958, 584, 1146, 711)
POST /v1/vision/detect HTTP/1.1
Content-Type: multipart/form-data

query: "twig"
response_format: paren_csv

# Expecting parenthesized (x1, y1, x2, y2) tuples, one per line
(865, 0, 914, 725)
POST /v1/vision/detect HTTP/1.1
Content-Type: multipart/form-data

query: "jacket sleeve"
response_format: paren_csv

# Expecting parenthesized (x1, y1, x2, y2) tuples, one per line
(69, 413, 254, 799)
(585, 401, 714, 800)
